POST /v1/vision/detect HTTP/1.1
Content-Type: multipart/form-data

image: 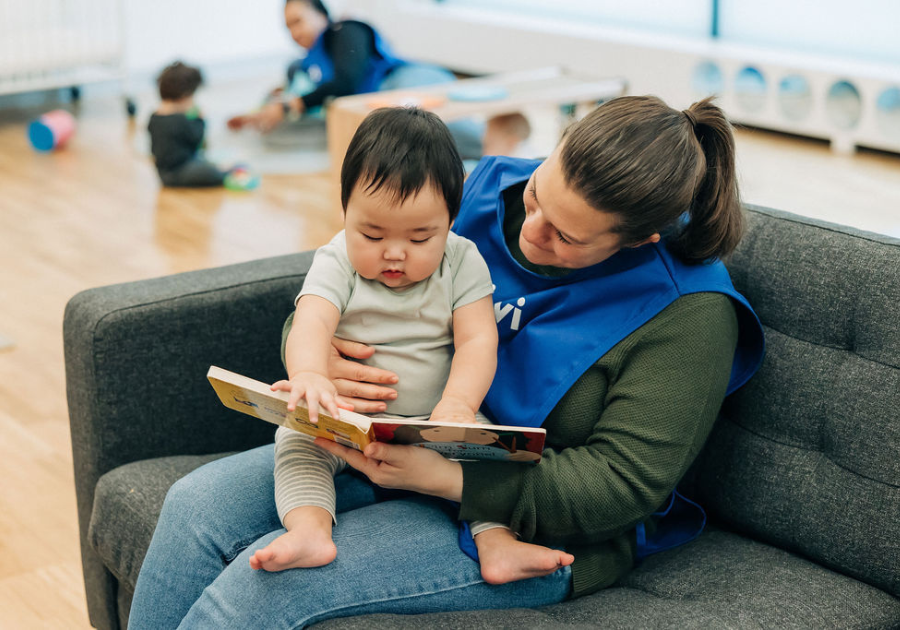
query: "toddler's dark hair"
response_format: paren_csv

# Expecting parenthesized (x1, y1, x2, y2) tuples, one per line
(157, 61, 203, 101)
(340, 108, 465, 221)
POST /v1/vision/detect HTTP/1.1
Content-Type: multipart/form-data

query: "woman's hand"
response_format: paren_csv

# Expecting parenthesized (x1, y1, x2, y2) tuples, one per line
(316, 439, 463, 502)
(328, 338, 398, 413)
(226, 113, 256, 131)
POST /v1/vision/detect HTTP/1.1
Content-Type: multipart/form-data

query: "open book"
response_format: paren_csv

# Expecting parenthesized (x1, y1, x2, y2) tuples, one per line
(207, 366, 545, 463)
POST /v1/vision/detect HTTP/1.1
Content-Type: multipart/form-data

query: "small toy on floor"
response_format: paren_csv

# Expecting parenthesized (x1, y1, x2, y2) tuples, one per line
(28, 109, 76, 152)
(224, 166, 261, 191)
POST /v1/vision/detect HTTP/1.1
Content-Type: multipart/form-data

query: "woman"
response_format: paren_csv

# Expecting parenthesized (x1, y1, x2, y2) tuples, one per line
(129, 95, 764, 628)
(228, 0, 494, 158)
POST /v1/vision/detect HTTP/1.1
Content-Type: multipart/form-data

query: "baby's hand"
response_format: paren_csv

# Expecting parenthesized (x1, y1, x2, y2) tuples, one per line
(430, 397, 476, 424)
(271, 372, 351, 424)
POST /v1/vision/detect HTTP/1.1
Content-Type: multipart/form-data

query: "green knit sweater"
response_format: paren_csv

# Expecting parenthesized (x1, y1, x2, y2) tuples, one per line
(456, 187, 739, 597)
(458, 291, 737, 596)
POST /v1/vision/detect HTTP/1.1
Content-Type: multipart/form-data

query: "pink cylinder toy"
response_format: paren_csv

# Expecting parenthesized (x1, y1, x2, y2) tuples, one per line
(28, 109, 76, 151)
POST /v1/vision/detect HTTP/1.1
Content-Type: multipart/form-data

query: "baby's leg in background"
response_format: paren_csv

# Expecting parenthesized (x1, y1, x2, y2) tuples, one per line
(161, 158, 227, 187)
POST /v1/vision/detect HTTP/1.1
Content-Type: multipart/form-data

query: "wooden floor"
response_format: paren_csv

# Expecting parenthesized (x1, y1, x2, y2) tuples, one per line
(0, 79, 897, 629)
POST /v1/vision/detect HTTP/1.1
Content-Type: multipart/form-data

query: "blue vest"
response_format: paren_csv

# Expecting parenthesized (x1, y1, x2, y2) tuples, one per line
(299, 20, 406, 95)
(453, 156, 765, 560)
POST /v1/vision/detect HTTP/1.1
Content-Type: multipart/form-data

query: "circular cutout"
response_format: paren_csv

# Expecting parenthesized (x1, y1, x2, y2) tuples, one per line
(691, 61, 724, 97)
(875, 86, 900, 141)
(735, 66, 767, 113)
(778, 75, 813, 121)
(826, 80, 862, 130)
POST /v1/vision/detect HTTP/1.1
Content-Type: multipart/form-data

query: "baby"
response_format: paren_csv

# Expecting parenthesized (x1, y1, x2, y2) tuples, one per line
(249, 107, 573, 585)
(148, 61, 257, 190)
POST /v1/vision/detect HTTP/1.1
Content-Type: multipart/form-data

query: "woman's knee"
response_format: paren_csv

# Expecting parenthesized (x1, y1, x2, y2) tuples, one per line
(161, 447, 277, 526)
(160, 468, 224, 531)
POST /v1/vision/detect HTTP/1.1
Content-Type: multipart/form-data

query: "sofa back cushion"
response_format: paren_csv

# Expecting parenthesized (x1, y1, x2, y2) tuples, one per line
(697, 206, 900, 597)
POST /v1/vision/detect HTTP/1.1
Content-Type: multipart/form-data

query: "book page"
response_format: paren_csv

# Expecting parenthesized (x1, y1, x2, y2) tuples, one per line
(371, 421, 544, 463)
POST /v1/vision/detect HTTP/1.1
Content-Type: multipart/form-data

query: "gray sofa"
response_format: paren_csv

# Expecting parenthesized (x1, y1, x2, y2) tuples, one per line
(65, 206, 900, 630)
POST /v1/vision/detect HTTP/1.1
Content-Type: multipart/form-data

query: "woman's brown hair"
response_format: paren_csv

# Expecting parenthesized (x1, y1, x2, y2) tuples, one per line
(560, 95, 742, 263)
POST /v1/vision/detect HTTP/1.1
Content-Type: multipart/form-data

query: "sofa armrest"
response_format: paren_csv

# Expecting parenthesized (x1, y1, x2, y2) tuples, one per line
(64, 250, 313, 630)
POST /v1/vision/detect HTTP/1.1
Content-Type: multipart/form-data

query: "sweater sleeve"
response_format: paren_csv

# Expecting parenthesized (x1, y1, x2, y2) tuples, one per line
(301, 21, 375, 109)
(458, 292, 739, 545)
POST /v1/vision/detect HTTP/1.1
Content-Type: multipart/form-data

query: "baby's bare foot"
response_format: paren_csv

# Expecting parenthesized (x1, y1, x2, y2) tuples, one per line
(250, 510, 337, 572)
(475, 528, 574, 585)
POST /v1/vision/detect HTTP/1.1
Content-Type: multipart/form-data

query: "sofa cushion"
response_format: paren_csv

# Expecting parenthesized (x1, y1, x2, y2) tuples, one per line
(313, 528, 900, 629)
(94, 452, 900, 630)
(705, 207, 900, 597)
(89, 453, 234, 590)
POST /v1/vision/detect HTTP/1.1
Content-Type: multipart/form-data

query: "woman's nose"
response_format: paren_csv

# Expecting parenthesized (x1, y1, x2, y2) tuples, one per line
(522, 212, 549, 246)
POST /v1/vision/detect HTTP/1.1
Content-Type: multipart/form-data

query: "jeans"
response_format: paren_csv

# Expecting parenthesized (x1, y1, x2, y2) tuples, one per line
(128, 444, 572, 629)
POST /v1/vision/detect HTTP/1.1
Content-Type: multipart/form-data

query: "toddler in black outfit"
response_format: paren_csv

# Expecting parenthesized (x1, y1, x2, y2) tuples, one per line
(149, 61, 257, 189)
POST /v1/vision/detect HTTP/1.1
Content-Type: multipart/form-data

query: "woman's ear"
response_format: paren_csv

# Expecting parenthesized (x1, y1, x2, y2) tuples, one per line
(628, 233, 661, 249)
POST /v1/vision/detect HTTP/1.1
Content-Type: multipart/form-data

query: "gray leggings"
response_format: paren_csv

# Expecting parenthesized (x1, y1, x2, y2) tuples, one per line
(158, 158, 226, 187)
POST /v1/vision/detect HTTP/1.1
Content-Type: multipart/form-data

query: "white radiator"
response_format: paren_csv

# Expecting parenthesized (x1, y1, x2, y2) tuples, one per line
(0, 0, 125, 95)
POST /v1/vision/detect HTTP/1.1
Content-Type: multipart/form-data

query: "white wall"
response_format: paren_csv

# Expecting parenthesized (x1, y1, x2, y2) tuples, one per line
(343, 0, 900, 154)
(122, 0, 295, 74)
(720, 0, 900, 65)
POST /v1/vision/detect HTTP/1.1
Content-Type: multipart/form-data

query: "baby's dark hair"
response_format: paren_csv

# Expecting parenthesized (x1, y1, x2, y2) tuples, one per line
(286, 0, 330, 19)
(156, 61, 203, 101)
(340, 108, 465, 221)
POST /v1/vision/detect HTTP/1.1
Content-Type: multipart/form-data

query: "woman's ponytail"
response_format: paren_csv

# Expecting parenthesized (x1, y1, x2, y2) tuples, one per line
(560, 95, 744, 265)
(669, 98, 743, 263)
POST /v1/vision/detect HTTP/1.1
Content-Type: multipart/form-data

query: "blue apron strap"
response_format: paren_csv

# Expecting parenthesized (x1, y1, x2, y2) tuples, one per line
(635, 489, 707, 560)
(458, 520, 479, 562)
(444, 499, 479, 562)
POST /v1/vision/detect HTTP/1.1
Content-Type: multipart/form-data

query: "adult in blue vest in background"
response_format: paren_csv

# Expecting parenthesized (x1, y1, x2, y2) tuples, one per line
(129, 95, 765, 627)
(227, 0, 491, 158)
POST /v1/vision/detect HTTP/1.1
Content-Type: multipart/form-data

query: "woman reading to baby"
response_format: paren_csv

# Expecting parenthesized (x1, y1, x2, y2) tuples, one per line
(129, 94, 763, 628)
